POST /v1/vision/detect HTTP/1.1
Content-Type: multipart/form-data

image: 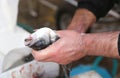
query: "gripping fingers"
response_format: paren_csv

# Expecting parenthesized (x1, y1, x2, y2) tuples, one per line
(32, 50, 52, 61)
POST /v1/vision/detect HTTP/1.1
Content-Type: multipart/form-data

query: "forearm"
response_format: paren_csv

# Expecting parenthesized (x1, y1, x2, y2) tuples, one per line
(84, 31, 120, 59)
(67, 9, 96, 33)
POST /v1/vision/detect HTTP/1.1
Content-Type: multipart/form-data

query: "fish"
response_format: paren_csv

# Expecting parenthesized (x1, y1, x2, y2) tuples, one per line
(24, 27, 59, 50)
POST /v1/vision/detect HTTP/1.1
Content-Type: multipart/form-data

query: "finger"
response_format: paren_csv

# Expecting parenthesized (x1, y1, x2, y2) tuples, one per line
(32, 43, 58, 61)
(32, 50, 58, 62)
(32, 50, 50, 61)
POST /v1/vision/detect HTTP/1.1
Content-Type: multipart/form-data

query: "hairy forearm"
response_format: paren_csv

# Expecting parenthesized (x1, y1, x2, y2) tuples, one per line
(67, 9, 96, 33)
(84, 31, 120, 59)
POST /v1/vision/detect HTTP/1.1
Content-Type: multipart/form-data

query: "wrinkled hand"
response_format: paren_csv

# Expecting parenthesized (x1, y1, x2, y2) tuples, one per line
(32, 30, 86, 64)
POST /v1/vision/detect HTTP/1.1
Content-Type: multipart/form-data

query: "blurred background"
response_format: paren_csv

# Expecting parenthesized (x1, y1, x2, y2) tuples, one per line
(18, 0, 120, 30)
(17, 0, 120, 78)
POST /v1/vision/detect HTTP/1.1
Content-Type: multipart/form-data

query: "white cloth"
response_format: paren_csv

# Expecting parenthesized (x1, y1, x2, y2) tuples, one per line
(0, 0, 30, 57)
(0, 0, 30, 73)
(0, 0, 19, 32)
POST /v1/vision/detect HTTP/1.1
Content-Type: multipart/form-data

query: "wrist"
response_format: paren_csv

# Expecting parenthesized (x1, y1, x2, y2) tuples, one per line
(78, 33, 88, 56)
(81, 33, 91, 56)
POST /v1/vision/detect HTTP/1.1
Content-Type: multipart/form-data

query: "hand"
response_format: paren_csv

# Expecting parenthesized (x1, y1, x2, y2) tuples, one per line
(32, 30, 86, 64)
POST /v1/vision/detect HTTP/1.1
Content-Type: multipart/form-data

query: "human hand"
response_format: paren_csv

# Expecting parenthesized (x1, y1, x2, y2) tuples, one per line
(32, 30, 87, 65)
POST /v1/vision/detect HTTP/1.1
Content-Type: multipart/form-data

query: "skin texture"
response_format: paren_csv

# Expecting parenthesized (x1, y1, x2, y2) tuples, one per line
(32, 9, 120, 64)
(84, 31, 120, 59)
(32, 30, 86, 64)
(67, 9, 96, 33)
